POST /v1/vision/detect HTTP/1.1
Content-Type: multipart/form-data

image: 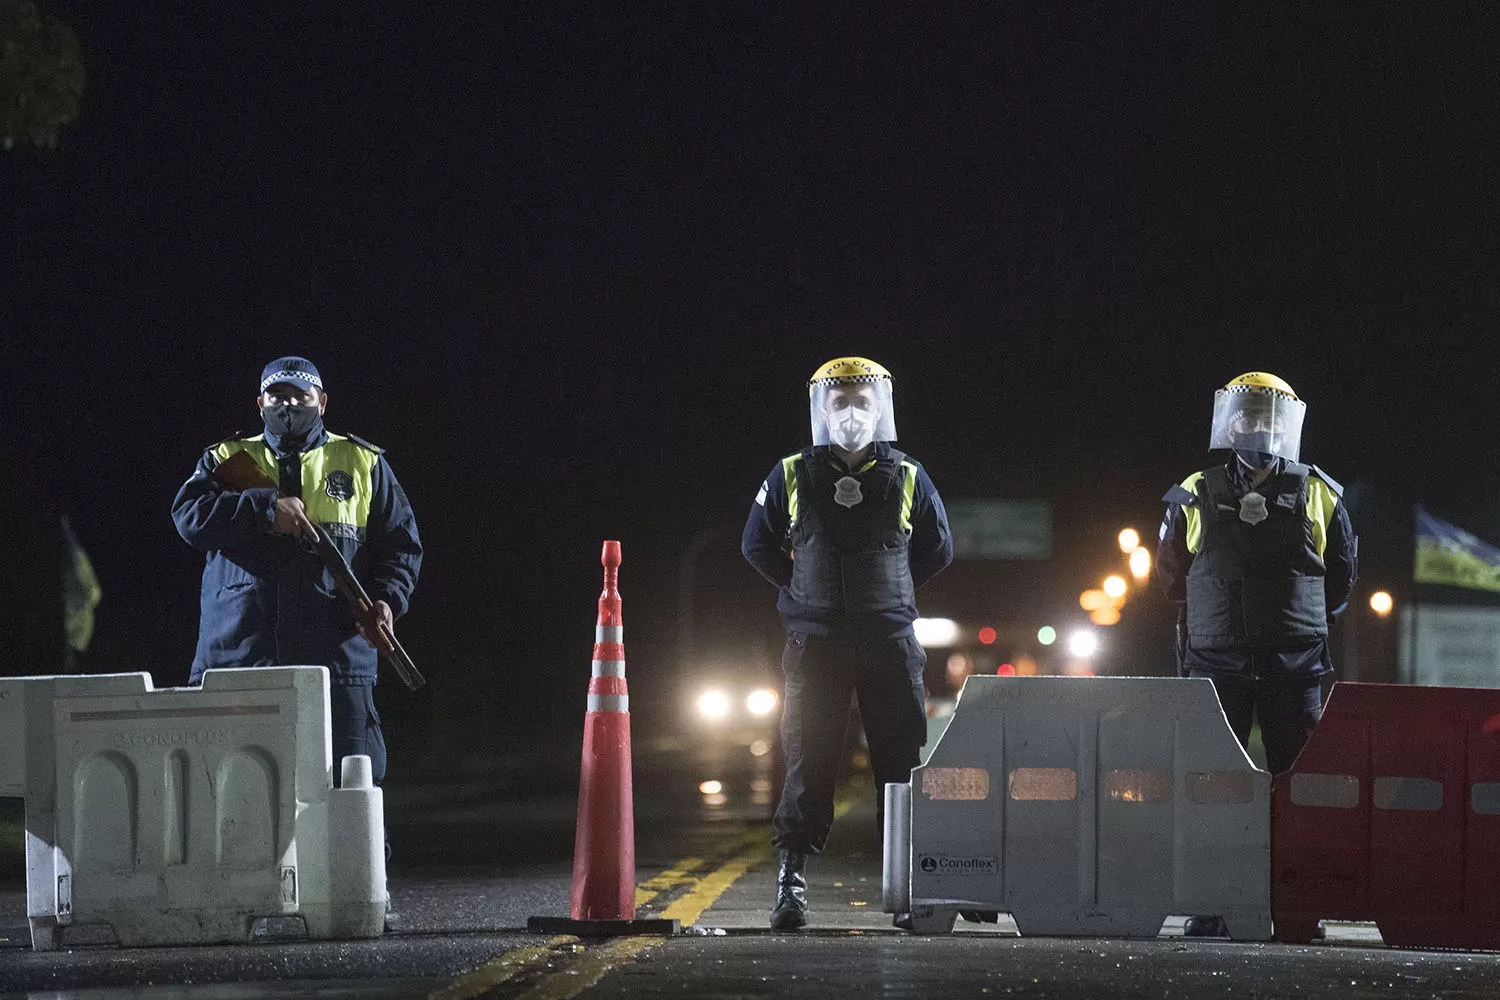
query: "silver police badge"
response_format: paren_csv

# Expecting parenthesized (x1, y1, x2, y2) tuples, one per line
(833, 476, 864, 508)
(325, 470, 355, 502)
(1238, 490, 1269, 525)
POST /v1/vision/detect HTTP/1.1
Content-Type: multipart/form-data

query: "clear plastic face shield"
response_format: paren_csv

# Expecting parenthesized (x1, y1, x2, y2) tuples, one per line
(1208, 387, 1306, 464)
(809, 378, 897, 451)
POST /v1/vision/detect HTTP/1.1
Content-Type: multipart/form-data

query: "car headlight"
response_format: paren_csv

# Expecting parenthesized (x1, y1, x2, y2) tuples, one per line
(746, 688, 779, 716)
(696, 688, 731, 720)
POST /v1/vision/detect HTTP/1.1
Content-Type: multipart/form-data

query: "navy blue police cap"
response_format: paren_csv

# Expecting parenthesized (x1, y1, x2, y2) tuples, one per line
(259, 356, 324, 394)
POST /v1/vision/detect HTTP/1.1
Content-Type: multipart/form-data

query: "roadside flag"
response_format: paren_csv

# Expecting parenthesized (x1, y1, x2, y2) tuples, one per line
(1414, 505, 1500, 593)
(61, 515, 102, 657)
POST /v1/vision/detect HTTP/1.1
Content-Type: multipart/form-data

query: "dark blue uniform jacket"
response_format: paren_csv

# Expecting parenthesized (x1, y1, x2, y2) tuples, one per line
(172, 424, 422, 684)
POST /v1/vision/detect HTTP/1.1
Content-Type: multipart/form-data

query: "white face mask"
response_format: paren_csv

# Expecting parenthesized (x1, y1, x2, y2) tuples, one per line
(827, 406, 877, 452)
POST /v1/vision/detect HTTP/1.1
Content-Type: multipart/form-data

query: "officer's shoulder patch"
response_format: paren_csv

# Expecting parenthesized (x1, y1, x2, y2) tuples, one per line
(342, 432, 385, 454)
(1308, 464, 1345, 498)
(206, 430, 260, 452)
(1162, 483, 1198, 506)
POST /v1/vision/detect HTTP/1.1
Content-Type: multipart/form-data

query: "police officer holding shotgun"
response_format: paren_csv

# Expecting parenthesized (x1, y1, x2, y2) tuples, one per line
(172, 357, 422, 788)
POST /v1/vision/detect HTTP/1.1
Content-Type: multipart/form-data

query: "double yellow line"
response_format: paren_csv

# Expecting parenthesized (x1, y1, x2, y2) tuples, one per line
(428, 833, 772, 1000)
(433, 789, 861, 1000)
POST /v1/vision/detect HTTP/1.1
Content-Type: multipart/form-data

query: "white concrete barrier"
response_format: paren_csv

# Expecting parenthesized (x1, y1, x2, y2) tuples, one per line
(885, 676, 1271, 938)
(0, 667, 385, 949)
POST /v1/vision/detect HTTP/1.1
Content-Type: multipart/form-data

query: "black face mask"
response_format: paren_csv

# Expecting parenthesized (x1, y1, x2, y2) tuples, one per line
(261, 403, 322, 442)
(1234, 449, 1277, 472)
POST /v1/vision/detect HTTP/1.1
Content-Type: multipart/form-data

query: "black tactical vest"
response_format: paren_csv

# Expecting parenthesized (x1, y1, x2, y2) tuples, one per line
(787, 448, 915, 613)
(1186, 462, 1328, 649)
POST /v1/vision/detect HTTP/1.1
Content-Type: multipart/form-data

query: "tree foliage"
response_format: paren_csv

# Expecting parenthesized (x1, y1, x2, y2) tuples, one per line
(0, 0, 85, 151)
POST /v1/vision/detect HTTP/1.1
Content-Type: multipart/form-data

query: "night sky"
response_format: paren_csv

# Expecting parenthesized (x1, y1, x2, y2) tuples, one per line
(6, 5, 1500, 748)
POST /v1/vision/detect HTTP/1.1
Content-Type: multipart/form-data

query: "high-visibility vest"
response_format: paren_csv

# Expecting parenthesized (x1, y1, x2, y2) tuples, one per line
(210, 433, 380, 541)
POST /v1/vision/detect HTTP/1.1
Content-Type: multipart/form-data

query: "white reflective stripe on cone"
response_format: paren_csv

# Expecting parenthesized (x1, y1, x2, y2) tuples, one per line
(587, 693, 629, 713)
(592, 660, 626, 678)
(595, 625, 624, 642)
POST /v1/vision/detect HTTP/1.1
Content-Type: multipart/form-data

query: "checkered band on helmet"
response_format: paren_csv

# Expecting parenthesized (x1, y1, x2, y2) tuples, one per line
(1221, 371, 1298, 401)
(1220, 382, 1294, 401)
(807, 356, 893, 390)
(808, 372, 891, 388)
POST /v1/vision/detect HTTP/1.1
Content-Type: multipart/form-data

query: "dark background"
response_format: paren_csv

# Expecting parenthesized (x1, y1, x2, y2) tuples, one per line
(5, 4, 1500, 756)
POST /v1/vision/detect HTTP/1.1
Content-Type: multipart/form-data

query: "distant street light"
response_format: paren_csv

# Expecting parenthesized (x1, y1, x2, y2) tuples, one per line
(1090, 607, 1121, 626)
(1118, 528, 1141, 553)
(1067, 629, 1100, 659)
(1102, 575, 1127, 599)
(913, 617, 961, 648)
(1369, 591, 1394, 617)
(1129, 547, 1151, 581)
(1080, 589, 1108, 611)
(946, 652, 973, 686)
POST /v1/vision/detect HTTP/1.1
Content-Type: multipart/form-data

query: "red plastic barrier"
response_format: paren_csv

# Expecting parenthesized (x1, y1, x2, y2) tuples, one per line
(569, 540, 637, 921)
(1272, 682, 1500, 948)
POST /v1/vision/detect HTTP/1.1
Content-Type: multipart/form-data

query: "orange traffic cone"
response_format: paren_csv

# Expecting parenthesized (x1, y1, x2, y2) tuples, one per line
(528, 541, 677, 937)
(570, 539, 635, 920)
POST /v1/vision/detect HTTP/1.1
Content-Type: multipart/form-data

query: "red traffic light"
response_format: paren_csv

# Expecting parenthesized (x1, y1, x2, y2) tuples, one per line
(978, 626, 997, 645)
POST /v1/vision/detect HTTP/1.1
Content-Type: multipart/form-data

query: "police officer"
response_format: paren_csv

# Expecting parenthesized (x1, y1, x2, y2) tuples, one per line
(172, 357, 423, 790)
(1157, 372, 1356, 935)
(742, 357, 953, 931)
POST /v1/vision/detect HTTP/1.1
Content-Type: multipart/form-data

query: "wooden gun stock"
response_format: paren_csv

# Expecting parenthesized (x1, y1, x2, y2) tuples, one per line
(209, 450, 426, 690)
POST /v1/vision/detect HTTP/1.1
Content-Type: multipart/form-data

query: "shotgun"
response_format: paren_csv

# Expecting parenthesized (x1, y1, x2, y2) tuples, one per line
(210, 449, 426, 690)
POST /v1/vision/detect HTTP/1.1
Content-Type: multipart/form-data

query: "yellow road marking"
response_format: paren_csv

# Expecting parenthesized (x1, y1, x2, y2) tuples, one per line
(511, 935, 660, 1000)
(440, 777, 874, 999)
(654, 776, 863, 927)
(634, 856, 704, 907)
(427, 936, 577, 1000)
(660, 843, 770, 926)
(479, 825, 776, 998)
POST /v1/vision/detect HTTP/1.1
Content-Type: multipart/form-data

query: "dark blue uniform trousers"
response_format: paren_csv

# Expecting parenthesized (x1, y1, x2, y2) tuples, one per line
(773, 630, 928, 854)
(1189, 643, 1326, 775)
(330, 680, 387, 786)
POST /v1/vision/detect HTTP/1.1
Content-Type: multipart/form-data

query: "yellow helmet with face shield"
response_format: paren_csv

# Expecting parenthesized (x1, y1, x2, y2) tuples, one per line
(1209, 371, 1306, 464)
(807, 357, 893, 391)
(807, 357, 897, 449)
(1222, 371, 1298, 400)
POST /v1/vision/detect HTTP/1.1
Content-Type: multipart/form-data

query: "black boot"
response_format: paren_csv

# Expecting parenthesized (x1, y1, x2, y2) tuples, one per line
(769, 849, 808, 930)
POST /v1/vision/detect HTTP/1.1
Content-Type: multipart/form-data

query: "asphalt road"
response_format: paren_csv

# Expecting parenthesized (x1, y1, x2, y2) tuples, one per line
(2, 729, 1499, 999)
